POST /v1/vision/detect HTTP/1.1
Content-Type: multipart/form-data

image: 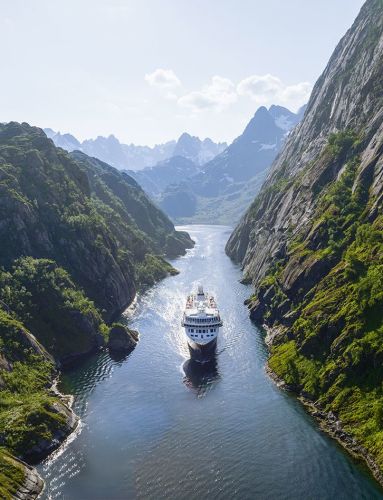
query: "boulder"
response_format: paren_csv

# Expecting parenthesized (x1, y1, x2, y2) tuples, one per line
(107, 324, 139, 352)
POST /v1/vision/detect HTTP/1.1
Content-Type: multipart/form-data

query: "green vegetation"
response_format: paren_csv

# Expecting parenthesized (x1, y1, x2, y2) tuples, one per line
(0, 122, 192, 319)
(257, 131, 383, 470)
(136, 254, 179, 287)
(0, 307, 70, 495)
(0, 122, 193, 496)
(0, 448, 26, 500)
(0, 257, 108, 360)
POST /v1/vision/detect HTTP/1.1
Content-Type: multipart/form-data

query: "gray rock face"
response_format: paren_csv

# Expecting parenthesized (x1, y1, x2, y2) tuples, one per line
(107, 324, 139, 352)
(226, 0, 383, 288)
(13, 460, 44, 500)
(24, 399, 79, 464)
(0, 123, 193, 321)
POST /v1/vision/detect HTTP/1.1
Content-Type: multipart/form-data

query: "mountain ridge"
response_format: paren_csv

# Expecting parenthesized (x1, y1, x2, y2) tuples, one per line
(226, 0, 383, 482)
(45, 129, 227, 171)
(157, 104, 304, 224)
(0, 121, 194, 496)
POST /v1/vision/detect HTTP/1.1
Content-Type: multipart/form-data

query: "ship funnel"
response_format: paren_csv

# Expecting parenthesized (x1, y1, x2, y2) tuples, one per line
(197, 284, 204, 295)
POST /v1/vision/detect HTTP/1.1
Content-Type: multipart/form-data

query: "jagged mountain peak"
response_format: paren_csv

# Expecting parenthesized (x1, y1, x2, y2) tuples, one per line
(154, 104, 305, 225)
(45, 128, 225, 170)
(240, 106, 282, 143)
(225, 0, 383, 478)
(269, 104, 303, 132)
(268, 104, 293, 116)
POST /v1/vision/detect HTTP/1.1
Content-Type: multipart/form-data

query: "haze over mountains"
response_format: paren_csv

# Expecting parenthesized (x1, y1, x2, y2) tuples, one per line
(45, 128, 227, 171)
(47, 105, 305, 225)
(150, 104, 306, 224)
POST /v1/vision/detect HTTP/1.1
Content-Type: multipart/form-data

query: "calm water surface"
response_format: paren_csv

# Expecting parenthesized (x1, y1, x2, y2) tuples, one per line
(39, 225, 383, 499)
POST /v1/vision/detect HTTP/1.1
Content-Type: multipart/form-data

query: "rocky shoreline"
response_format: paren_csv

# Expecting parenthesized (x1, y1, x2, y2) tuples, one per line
(14, 379, 80, 498)
(18, 324, 140, 498)
(263, 334, 383, 489)
(13, 458, 44, 500)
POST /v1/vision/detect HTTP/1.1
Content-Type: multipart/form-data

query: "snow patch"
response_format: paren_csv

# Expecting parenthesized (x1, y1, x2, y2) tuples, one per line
(259, 143, 277, 151)
(275, 115, 294, 131)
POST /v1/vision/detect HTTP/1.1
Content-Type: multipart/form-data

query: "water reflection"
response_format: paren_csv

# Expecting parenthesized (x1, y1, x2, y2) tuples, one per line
(107, 346, 135, 363)
(38, 226, 383, 500)
(182, 356, 220, 396)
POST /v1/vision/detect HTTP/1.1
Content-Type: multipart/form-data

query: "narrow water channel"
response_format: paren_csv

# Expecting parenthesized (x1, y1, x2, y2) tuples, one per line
(39, 225, 383, 499)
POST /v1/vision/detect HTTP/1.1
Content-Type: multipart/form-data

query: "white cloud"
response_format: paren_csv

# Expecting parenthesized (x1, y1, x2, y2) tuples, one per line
(145, 68, 181, 88)
(178, 76, 237, 113)
(237, 73, 311, 111)
(165, 91, 178, 101)
(279, 81, 312, 108)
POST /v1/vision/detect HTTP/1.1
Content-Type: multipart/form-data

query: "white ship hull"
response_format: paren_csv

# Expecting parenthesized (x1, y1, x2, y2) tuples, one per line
(182, 285, 222, 364)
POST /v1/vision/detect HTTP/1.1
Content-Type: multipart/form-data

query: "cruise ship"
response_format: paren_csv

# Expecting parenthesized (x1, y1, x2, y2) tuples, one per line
(181, 285, 223, 363)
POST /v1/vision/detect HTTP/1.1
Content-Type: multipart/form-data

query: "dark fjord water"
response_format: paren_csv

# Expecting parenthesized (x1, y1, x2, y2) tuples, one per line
(39, 225, 383, 499)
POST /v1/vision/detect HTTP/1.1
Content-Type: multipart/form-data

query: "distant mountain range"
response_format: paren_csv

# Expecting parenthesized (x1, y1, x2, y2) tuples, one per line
(44, 129, 227, 171)
(45, 104, 305, 225)
(132, 104, 305, 224)
(127, 156, 200, 197)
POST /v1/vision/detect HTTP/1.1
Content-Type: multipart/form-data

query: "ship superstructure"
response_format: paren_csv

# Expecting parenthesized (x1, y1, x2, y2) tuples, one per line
(181, 285, 222, 362)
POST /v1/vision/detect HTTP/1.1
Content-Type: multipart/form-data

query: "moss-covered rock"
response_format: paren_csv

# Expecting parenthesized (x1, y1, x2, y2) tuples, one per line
(107, 323, 139, 352)
(0, 448, 44, 500)
(0, 307, 78, 494)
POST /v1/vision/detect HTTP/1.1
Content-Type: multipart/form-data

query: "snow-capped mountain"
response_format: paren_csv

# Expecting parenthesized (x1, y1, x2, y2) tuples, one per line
(158, 104, 306, 224)
(44, 129, 226, 171)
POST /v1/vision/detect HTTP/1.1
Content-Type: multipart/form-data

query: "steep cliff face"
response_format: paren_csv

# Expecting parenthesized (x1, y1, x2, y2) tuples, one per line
(0, 122, 193, 320)
(227, 0, 383, 276)
(0, 122, 194, 496)
(226, 0, 383, 478)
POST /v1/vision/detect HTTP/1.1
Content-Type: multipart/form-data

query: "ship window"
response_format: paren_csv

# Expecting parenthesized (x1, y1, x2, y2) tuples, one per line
(210, 329, 213, 332)
(191, 329, 194, 333)
(201, 335, 204, 339)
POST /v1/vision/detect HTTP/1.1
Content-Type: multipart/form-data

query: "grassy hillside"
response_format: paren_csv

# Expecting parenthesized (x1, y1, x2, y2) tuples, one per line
(0, 122, 194, 496)
(226, 0, 383, 481)
(255, 132, 383, 471)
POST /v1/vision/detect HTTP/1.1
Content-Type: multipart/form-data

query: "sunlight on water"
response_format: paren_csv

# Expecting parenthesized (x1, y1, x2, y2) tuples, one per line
(38, 225, 383, 500)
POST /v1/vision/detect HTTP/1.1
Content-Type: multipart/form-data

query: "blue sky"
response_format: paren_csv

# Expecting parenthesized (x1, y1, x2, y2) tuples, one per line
(1, 0, 365, 145)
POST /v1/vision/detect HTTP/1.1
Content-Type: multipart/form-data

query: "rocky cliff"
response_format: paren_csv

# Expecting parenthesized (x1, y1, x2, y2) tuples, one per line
(226, 0, 383, 480)
(0, 307, 78, 498)
(0, 122, 193, 322)
(0, 122, 194, 496)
